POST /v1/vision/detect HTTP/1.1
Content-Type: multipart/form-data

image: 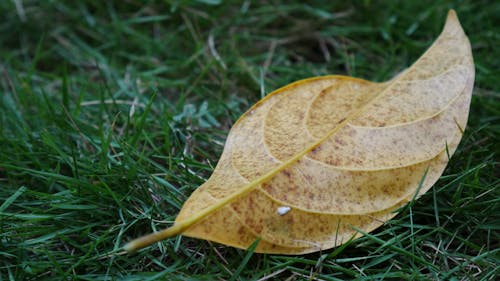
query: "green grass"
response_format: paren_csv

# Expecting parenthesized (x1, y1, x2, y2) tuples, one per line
(1, 1, 498, 280)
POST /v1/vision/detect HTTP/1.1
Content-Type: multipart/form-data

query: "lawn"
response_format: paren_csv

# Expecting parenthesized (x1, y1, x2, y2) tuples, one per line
(0, 1, 498, 280)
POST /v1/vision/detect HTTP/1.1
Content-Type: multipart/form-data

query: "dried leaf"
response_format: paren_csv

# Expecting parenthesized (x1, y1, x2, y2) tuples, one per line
(125, 10, 474, 254)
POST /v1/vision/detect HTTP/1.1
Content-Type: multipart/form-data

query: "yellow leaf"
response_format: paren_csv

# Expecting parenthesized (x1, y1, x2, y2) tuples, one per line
(125, 10, 474, 254)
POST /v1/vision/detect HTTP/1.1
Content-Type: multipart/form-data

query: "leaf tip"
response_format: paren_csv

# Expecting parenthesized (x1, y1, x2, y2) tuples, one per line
(441, 9, 467, 39)
(445, 9, 462, 28)
(447, 9, 458, 19)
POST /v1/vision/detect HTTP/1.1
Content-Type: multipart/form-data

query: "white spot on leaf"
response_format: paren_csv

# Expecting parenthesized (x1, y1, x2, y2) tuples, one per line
(277, 206, 291, 216)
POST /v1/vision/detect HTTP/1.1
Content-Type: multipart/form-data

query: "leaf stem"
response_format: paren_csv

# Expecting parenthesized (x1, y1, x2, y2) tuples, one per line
(124, 223, 186, 252)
